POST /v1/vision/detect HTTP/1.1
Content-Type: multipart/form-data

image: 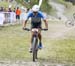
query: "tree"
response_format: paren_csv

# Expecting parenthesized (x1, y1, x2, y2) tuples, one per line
(65, 0, 75, 5)
(15, 0, 52, 13)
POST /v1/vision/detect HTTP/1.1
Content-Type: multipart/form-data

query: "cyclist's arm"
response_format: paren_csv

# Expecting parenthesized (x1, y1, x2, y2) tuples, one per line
(43, 19, 48, 29)
(23, 20, 27, 28)
(39, 11, 48, 29)
(23, 12, 31, 28)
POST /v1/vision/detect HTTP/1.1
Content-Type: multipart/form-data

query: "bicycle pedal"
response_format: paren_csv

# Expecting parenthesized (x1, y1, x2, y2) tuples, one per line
(33, 59, 38, 62)
(29, 51, 32, 53)
(29, 48, 32, 53)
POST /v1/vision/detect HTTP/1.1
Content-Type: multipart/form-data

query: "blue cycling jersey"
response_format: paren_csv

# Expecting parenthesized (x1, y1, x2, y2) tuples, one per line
(25, 11, 46, 21)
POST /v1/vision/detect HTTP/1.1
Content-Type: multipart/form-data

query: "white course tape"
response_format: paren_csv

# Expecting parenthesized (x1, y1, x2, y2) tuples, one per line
(38, 0, 43, 8)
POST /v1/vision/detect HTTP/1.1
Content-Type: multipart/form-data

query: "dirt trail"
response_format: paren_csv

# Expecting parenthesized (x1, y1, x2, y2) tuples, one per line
(0, 21, 75, 66)
(0, 61, 74, 66)
(49, 0, 67, 21)
(42, 20, 75, 39)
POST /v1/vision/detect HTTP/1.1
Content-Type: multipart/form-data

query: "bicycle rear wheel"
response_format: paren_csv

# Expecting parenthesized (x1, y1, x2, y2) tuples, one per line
(32, 37, 38, 62)
(65, 20, 74, 27)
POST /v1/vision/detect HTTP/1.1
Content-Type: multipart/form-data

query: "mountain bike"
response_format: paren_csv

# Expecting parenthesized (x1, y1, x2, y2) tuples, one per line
(23, 28, 47, 62)
(65, 13, 75, 27)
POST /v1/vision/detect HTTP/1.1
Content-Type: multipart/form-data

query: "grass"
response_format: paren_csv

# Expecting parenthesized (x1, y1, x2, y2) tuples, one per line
(0, 25, 31, 61)
(0, 1, 9, 8)
(0, 21, 75, 64)
(43, 39, 75, 63)
(0, 1, 18, 9)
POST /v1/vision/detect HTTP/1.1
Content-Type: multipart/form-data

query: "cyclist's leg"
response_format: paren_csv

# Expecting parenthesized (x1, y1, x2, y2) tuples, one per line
(31, 22, 38, 45)
(29, 31, 34, 52)
(38, 29, 42, 43)
(29, 22, 36, 52)
(31, 31, 34, 45)
(38, 28, 43, 49)
(37, 22, 42, 49)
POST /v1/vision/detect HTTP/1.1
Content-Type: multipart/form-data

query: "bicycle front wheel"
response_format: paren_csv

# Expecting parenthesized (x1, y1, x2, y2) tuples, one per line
(32, 37, 38, 62)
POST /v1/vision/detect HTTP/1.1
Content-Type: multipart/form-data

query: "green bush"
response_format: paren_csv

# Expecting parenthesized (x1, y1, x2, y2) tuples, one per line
(0, 1, 9, 8)
(16, 0, 52, 13)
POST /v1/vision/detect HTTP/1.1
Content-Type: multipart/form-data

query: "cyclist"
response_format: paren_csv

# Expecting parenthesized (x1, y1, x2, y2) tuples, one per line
(23, 5, 48, 52)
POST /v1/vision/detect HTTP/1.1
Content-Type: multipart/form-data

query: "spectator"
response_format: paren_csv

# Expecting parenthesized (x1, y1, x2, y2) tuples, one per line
(8, 4, 12, 12)
(13, 8, 16, 12)
(0, 13, 5, 26)
(20, 7, 27, 23)
(15, 7, 21, 23)
(27, 8, 30, 13)
(0, 7, 4, 12)
(9, 11, 16, 24)
(8, 8, 12, 12)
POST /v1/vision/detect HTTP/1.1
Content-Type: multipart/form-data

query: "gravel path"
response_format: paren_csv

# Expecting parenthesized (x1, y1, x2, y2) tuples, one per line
(0, 61, 75, 66)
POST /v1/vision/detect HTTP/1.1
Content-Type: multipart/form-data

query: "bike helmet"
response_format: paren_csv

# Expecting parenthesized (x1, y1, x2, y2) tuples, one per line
(32, 5, 39, 12)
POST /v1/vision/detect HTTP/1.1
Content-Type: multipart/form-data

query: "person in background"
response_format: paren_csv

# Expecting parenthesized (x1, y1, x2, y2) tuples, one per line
(20, 7, 27, 24)
(27, 8, 30, 13)
(8, 8, 12, 12)
(8, 5, 12, 12)
(0, 7, 4, 12)
(13, 8, 16, 12)
(15, 7, 21, 24)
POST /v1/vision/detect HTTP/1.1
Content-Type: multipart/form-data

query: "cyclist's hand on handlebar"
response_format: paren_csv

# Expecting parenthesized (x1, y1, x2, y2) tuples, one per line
(23, 27, 30, 31)
(44, 28, 48, 31)
(42, 28, 48, 31)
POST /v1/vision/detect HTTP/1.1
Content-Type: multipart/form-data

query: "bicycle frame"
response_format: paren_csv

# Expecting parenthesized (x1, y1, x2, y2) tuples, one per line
(32, 28, 39, 37)
(23, 28, 47, 62)
(31, 28, 39, 61)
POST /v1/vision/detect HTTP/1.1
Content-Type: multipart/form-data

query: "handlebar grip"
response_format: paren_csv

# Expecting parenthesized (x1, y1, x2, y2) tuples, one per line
(41, 28, 48, 31)
(23, 28, 48, 31)
(23, 28, 30, 31)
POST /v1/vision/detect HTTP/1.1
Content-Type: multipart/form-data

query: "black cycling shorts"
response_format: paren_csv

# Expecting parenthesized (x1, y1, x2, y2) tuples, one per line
(31, 22, 41, 29)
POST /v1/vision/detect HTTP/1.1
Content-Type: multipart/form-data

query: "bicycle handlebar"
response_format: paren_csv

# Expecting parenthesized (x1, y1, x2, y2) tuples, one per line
(23, 28, 48, 31)
(23, 28, 30, 31)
